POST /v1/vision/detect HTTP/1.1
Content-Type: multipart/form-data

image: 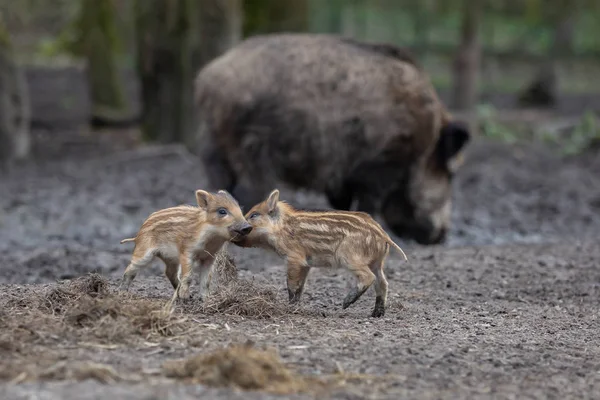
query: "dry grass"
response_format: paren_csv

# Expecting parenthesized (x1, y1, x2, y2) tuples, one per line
(0, 274, 195, 356)
(163, 341, 320, 395)
(192, 250, 316, 319)
(200, 278, 287, 319)
(39, 273, 108, 315)
(212, 248, 239, 285)
(0, 250, 327, 389)
(0, 273, 199, 383)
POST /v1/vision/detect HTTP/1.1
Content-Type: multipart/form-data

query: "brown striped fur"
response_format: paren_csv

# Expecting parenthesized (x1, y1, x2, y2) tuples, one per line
(232, 189, 408, 317)
(118, 190, 252, 299)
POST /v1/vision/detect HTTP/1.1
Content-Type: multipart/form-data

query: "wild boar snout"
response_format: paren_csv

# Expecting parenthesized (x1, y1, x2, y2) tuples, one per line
(231, 222, 253, 236)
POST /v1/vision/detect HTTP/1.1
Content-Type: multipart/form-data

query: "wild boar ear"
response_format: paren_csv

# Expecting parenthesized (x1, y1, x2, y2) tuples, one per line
(436, 121, 470, 171)
(195, 190, 211, 209)
(266, 189, 280, 213)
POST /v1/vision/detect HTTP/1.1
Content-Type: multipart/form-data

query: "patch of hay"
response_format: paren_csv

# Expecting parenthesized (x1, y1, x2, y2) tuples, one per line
(39, 273, 109, 315)
(192, 250, 316, 319)
(163, 342, 315, 395)
(63, 291, 192, 340)
(212, 248, 239, 286)
(0, 273, 195, 361)
(200, 278, 290, 319)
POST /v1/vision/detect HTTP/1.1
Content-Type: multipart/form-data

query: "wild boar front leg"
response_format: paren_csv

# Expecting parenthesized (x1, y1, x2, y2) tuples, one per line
(163, 257, 181, 290)
(287, 263, 311, 304)
(176, 253, 193, 300)
(195, 257, 215, 301)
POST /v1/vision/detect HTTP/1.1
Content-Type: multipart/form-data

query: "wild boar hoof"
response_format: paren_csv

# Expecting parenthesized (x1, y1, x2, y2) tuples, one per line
(342, 298, 353, 310)
(371, 307, 385, 318)
(288, 289, 302, 304)
(372, 296, 385, 317)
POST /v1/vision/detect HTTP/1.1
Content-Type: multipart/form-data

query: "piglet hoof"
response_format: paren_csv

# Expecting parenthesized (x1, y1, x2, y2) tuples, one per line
(341, 298, 353, 310)
(371, 307, 385, 318)
(342, 289, 359, 310)
(177, 288, 191, 301)
(371, 296, 385, 318)
(288, 290, 302, 304)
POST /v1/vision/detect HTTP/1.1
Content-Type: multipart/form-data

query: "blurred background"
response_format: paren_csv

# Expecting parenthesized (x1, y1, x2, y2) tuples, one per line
(0, 0, 599, 262)
(1, 0, 599, 156)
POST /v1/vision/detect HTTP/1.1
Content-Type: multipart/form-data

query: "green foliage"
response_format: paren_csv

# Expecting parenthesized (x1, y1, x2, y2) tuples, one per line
(476, 104, 519, 144)
(302, 0, 600, 55)
(42, 0, 122, 58)
(562, 111, 600, 155)
(537, 111, 600, 155)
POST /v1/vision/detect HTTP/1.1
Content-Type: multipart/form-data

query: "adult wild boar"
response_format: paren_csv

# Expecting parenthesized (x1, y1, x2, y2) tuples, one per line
(193, 33, 470, 245)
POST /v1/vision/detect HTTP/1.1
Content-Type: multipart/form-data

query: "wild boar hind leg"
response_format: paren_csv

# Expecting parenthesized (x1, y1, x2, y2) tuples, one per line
(176, 254, 194, 300)
(341, 263, 376, 313)
(162, 257, 181, 290)
(119, 248, 156, 291)
(369, 257, 389, 318)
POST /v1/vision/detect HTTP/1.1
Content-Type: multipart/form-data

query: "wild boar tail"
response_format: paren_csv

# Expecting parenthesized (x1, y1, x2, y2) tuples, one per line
(386, 238, 408, 262)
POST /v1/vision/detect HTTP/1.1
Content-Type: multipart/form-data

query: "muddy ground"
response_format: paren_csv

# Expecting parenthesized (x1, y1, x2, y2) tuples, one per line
(1, 69, 600, 399)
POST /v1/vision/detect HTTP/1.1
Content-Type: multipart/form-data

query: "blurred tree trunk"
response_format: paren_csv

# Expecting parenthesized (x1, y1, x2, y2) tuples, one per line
(451, 0, 482, 111)
(135, 0, 241, 144)
(519, 8, 575, 107)
(0, 24, 31, 171)
(61, 0, 128, 126)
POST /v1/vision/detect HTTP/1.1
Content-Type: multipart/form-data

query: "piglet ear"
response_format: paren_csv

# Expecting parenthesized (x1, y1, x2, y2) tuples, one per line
(266, 189, 280, 213)
(436, 121, 470, 170)
(195, 190, 211, 209)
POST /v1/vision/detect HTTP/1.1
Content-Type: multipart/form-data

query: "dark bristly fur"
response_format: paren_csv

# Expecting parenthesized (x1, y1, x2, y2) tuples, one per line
(194, 33, 470, 245)
(233, 189, 408, 318)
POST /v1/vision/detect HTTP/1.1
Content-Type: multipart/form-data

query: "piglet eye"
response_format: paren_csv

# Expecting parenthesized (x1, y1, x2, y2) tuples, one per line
(250, 212, 260, 219)
(217, 208, 228, 216)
